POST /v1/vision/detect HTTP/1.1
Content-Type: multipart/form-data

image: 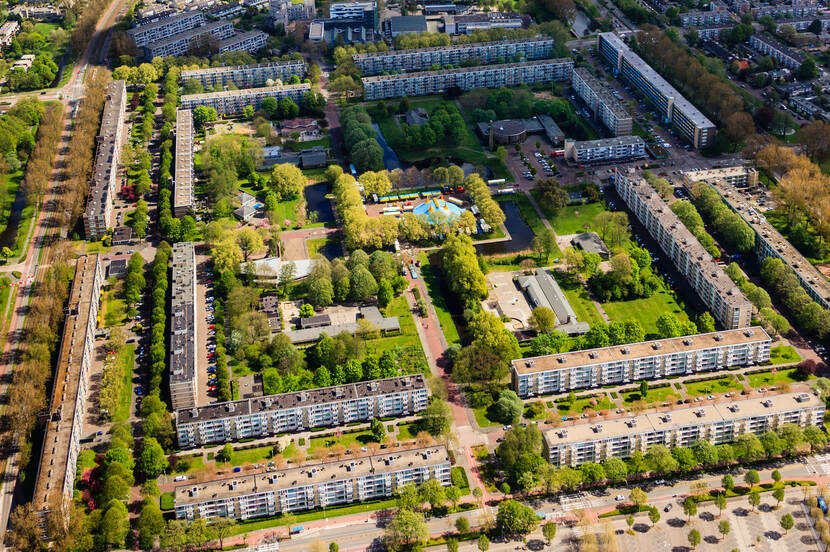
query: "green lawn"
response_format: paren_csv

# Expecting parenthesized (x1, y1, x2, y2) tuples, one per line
(111, 345, 135, 423)
(769, 345, 801, 365)
(397, 422, 418, 440)
(0, 170, 22, 238)
(554, 273, 605, 328)
(535, 198, 608, 235)
(284, 136, 331, 151)
(0, 276, 12, 322)
(309, 430, 376, 451)
(417, 253, 462, 346)
(175, 454, 206, 474)
(82, 240, 112, 254)
(746, 368, 814, 389)
(602, 289, 691, 337)
(306, 236, 337, 257)
(160, 492, 174, 511)
(472, 406, 500, 428)
(103, 287, 127, 327)
(684, 376, 743, 397)
(217, 445, 273, 466)
(620, 385, 680, 405)
(556, 394, 614, 415)
(364, 295, 425, 356)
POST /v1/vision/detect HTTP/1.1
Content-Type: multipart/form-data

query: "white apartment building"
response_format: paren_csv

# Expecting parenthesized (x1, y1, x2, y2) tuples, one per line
(180, 83, 310, 114)
(752, 4, 819, 18)
(181, 60, 307, 89)
(543, 392, 824, 466)
(616, 173, 753, 329)
(33, 255, 103, 527)
(353, 37, 555, 76)
(170, 242, 198, 411)
(218, 30, 268, 54)
(563, 136, 645, 164)
(598, 33, 715, 149)
(690, 173, 830, 311)
(572, 67, 633, 137)
(175, 446, 451, 520)
(749, 34, 804, 70)
(362, 59, 573, 100)
(83, 80, 127, 240)
(175, 375, 429, 447)
(0, 21, 20, 47)
(513, 327, 771, 397)
(174, 110, 194, 218)
(682, 167, 759, 190)
(269, 0, 315, 27)
(679, 7, 732, 26)
(146, 20, 235, 58)
(127, 10, 206, 47)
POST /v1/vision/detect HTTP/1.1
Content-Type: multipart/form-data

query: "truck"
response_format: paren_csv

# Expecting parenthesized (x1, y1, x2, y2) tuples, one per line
(290, 526, 304, 535)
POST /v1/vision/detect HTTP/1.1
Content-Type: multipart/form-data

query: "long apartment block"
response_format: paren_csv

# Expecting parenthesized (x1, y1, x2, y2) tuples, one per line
(175, 445, 451, 520)
(513, 327, 771, 398)
(32, 255, 103, 526)
(175, 374, 428, 448)
(180, 83, 311, 114)
(679, 8, 732, 26)
(572, 67, 632, 137)
(544, 391, 824, 467)
(598, 33, 715, 149)
(615, 173, 752, 329)
(218, 30, 268, 54)
(147, 21, 235, 58)
(174, 110, 194, 218)
(353, 37, 555, 76)
(170, 242, 197, 411)
(362, 59, 573, 100)
(83, 80, 127, 240)
(749, 34, 804, 70)
(752, 4, 818, 18)
(181, 60, 307, 89)
(682, 167, 759, 189)
(127, 10, 206, 47)
(563, 136, 645, 164)
(690, 172, 830, 310)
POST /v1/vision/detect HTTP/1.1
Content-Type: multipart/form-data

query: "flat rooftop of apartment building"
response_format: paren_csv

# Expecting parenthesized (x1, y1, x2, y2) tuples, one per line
(513, 327, 770, 374)
(181, 82, 311, 101)
(176, 374, 426, 423)
(181, 59, 305, 78)
(153, 20, 231, 48)
(362, 58, 572, 82)
(571, 135, 643, 149)
(129, 9, 202, 32)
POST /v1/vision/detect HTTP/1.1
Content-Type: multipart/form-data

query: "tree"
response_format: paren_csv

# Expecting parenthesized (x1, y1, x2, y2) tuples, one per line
(478, 535, 490, 551)
(715, 494, 727, 517)
(385, 509, 428, 548)
(771, 469, 782, 483)
(639, 380, 648, 401)
(796, 57, 818, 81)
(420, 399, 452, 436)
(218, 443, 234, 463)
(542, 521, 556, 543)
(371, 418, 386, 442)
(688, 529, 701, 550)
(492, 389, 524, 424)
(718, 520, 731, 540)
(648, 507, 660, 528)
(270, 162, 306, 200)
(630, 487, 648, 508)
(496, 499, 539, 537)
(446, 486, 461, 511)
(626, 515, 634, 531)
(237, 227, 265, 262)
(533, 178, 568, 216)
(780, 513, 794, 534)
(455, 516, 469, 534)
(529, 306, 557, 334)
(744, 469, 760, 488)
(725, 111, 755, 143)
(602, 457, 628, 483)
(532, 228, 558, 262)
(683, 497, 697, 523)
(397, 483, 420, 510)
(138, 498, 166, 549)
(420, 478, 446, 510)
(139, 437, 169, 478)
(748, 490, 761, 511)
(722, 474, 734, 492)
(773, 487, 785, 509)
(193, 105, 218, 129)
(1, 246, 12, 262)
(377, 279, 393, 308)
(350, 265, 378, 301)
(102, 500, 130, 547)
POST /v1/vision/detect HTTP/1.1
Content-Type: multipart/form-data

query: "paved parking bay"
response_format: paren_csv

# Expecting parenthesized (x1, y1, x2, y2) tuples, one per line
(196, 253, 216, 407)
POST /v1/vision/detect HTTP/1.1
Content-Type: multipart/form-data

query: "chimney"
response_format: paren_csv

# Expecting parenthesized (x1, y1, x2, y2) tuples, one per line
(489, 120, 495, 151)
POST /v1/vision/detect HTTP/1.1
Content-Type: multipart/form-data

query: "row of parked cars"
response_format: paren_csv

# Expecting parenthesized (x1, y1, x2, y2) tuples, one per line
(203, 268, 219, 402)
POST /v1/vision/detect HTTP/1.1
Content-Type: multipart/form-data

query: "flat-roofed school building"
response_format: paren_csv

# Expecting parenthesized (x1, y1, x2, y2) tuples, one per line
(543, 391, 824, 466)
(513, 327, 771, 397)
(175, 445, 451, 520)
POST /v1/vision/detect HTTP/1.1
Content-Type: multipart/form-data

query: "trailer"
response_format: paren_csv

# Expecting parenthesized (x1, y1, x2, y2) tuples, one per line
(487, 178, 506, 186)
(497, 188, 514, 195)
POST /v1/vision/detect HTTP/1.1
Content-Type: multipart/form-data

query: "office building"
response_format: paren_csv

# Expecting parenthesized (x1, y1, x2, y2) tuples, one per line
(127, 10, 206, 47)
(174, 110, 194, 218)
(749, 34, 804, 70)
(353, 37, 555, 76)
(444, 12, 527, 34)
(170, 242, 198, 411)
(269, 0, 315, 27)
(689, 173, 830, 311)
(32, 255, 103, 527)
(83, 80, 127, 240)
(682, 167, 759, 189)
(513, 327, 770, 397)
(175, 375, 428, 447)
(181, 60, 306, 89)
(175, 445, 451, 520)
(363, 59, 573, 100)
(146, 20, 235, 58)
(543, 391, 824, 466)
(181, 83, 310, 114)
(218, 30, 268, 53)
(0, 21, 20, 47)
(572, 67, 633, 136)
(598, 33, 716, 149)
(615, 173, 753, 329)
(563, 136, 645, 164)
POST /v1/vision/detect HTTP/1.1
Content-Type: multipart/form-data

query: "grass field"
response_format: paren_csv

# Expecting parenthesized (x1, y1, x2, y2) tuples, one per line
(284, 136, 331, 151)
(111, 345, 135, 423)
(309, 430, 375, 451)
(417, 254, 462, 347)
(103, 284, 127, 327)
(217, 445, 273, 466)
(746, 368, 813, 389)
(556, 394, 614, 415)
(602, 289, 691, 336)
(472, 406, 501, 428)
(621, 385, 680, 405)
(534, 198, 608, 236)
(160, 492, 174, 511)
(363, 295, 424, 356)
(0, 169, 22, 239)
(397, 422, 418, 440)
(306, 236, 337, 257)
(684, 376, 743, 397)
(769, 345, 800, 365)
(555, 273, 605, 328)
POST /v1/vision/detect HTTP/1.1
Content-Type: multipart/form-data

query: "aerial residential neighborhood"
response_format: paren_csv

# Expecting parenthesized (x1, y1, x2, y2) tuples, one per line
(5, 0, 830, 550)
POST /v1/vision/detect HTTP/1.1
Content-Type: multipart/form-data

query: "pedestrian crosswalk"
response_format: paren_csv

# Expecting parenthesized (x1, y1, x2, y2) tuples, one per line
(804, 454, 830, 475)
(559, 492, 598, 512)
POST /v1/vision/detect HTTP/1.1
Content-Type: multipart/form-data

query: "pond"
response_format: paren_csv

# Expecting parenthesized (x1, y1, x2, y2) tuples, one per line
(475, 201, 535, 256)
(372, 123, 403, 171)
(304, 182, 334, 225)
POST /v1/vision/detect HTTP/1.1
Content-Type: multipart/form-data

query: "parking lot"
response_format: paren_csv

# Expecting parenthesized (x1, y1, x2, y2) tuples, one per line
(196, 253, 217, 407)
